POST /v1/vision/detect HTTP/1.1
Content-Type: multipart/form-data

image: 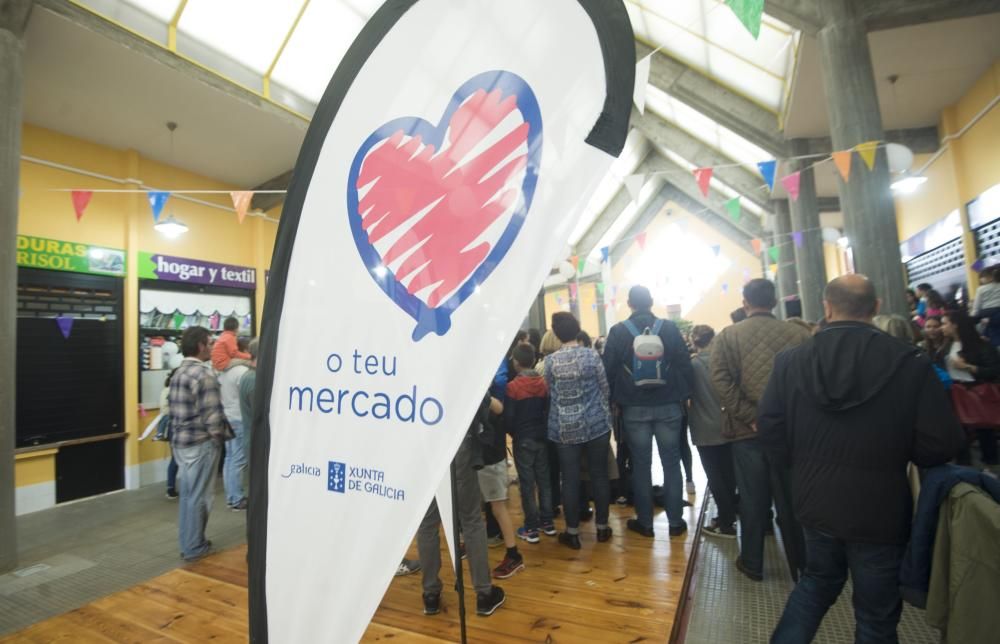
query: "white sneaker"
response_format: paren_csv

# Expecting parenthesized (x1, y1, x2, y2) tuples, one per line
(686, 480, 696, 495)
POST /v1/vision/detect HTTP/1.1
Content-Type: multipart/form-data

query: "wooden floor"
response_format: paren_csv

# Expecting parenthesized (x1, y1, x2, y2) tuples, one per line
(3, 488, 701, 643)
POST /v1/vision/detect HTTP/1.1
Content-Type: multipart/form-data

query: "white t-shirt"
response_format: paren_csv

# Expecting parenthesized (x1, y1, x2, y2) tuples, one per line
(946, 342, 975, 383)
(218, 365, 249, 422)
(973, 282, 1000, 316)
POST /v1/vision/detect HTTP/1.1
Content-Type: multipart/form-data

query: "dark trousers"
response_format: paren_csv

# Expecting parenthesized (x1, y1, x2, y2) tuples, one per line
(957, 428, 998, 466)
(557, 432, 611, 530)
(166, 452, 178, 492)
(513, 437, 553, 530)
(547, 441, 562, 509)
(697, 443, 738, 526)
(771, 528, 905, 644)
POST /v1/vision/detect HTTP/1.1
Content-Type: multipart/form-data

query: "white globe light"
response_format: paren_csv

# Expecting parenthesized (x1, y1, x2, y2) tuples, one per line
(822, 227, 841, 243)
(886, 143, 914, 174)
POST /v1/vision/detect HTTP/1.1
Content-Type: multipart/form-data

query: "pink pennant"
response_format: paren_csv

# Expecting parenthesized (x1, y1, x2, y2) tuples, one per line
(781, 172, 802, 202)
(230, 191, 253, 224)
(693, 167, 713, 197)
(636, 232, 647, 251)
(569, 283, 578, 300)
(71, 190, 93, 222)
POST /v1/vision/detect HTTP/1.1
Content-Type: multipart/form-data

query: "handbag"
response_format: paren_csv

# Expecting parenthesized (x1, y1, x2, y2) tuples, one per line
(950, 382, 1000, 429)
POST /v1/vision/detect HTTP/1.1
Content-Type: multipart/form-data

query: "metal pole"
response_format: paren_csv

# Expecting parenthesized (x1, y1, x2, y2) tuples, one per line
(450, 460, 467, 644)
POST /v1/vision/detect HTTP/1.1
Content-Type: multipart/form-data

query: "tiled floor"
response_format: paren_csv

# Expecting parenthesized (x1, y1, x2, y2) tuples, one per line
(0, 481, 247, 636)
(683, 496, 941, 644)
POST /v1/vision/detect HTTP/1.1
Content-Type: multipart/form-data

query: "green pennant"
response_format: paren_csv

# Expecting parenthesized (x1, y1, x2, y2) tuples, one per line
(172, 311, 186, 329)
(577, 258, 586, 275)
(597, 283, 606, 297)
(724, 197, 741, 223)
(768, 246, 780, 263)
(725, 0, 765, 39)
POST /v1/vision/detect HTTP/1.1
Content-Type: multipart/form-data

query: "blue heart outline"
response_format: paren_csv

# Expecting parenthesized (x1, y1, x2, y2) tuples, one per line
(347, 70, 543, 341)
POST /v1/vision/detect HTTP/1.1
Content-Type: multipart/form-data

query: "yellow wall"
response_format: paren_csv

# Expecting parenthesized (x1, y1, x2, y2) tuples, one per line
(15, 124, 279, 491)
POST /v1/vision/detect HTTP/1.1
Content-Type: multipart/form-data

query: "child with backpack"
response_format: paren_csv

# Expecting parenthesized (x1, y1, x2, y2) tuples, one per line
(504, 343, 555, 543)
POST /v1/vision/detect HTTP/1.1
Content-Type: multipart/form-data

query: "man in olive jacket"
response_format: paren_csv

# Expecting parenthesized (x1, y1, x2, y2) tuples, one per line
(710, 279, 811, 581)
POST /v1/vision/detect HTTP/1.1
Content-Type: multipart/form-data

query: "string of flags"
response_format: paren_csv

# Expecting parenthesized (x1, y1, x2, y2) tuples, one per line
(53, 188, 275, 226)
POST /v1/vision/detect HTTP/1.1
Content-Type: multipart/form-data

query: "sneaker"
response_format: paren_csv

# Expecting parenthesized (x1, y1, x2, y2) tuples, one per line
(540, 522, 557, 537)
(486, 535, 504, 548)
(230, 499, 248, 511)
(492, 554, 525, 579)
(422, 592, 441, 615)
(557, 532, 581, 550)
(615, 496, 629, 506)
(736, 556, 763, 582)
(626, 519, 654, 538)
(596, 526, 613, 542)
(165, 488, 178, 500)
(682, 499, 693, 508)
(703, 524, 737, 539)
(669, 520, 688, 537)
(395, 558, 421, 576)
(476, 586, 506, 616)
(517, 527, 540, 544)
(686, 480, 697, 495)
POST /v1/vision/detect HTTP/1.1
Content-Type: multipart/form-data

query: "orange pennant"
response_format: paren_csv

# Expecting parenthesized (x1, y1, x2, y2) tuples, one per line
(855, 141, 879, 171)
(832, 151, 852, 182)
(230, 191, 253, 224)
(751, 238, 762, 255)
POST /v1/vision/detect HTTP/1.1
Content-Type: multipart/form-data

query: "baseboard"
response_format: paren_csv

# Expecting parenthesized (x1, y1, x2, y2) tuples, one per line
(15, 481, 56, 516)
(139, 457, 170, 487)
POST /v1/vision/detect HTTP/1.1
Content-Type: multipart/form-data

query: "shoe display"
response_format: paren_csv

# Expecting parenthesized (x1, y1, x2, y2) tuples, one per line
(668, 520, 688, 537)
(626, 519, 654, 538)
(736, 556, 763, 582)
(703, 524, 737, 539)
(596, 526, 613, 542)
(476, 586, 506, 616)
(422, 592, 441, 615)
(492, 554, 525, 579)
(540, 522, 557, 537)
(395, 558, 422, 576)
(516, 527, 540, 544)
(686, 480, 697, 495)
(557, 532, 581, 550)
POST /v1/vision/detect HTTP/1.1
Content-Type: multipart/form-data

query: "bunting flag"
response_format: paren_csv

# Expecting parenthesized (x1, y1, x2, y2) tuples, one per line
(591, 303, 598, 311)
(600, 246, 609, 264)
(781, 171, 802, 202)
(636, 232, 647, 251)
(725, 0, 765, 39)
(569, 255, 578, 273)
(147, 191, 170, 222)
(577, 257, 586, 275)
(569, 283, 578, 300)
(56, 315, 73, 339)
(711, 244, 721, 257)
(230, 191, 253, 224)
(832, 150, 853, 182)
(633, 53, 653, 115)
(71, 190, 93, 222)
(972, 258, 986, 272)
(758, 160, 777, 191)
(724, 197, 741, 223)
(855, 141, 880, 171)
(751, 238, 762, 255)
(769, 263, 778, 274)
(721, 283, 729, 294)
(597, 282, 605, 297)
(693, 167, 713, 197)
(768, 246, 780, 263)
(624, 174, 645, 204)
(792, 231, 803, 248)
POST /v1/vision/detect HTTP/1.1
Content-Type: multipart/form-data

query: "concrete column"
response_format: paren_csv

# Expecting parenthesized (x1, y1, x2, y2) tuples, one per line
(789, 140, 827, 322)
(0, 0, 32, 573)
(816, 0, 908, 316)
(527, 289, 546, 331)
(773, 200, 798, 316)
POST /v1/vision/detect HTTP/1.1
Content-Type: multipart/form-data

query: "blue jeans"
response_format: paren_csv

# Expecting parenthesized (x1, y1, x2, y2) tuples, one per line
(557, 432, 611, 530)
(623, 403, 684, 529)
(174, 440, 221, 560)
(223, 420, 246, 506)
(514, 437, 553, 530)
(771, 528, 904, 644)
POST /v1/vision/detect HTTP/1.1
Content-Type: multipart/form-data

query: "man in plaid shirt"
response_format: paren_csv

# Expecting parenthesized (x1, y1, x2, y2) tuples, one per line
(169, 326, 233, 561)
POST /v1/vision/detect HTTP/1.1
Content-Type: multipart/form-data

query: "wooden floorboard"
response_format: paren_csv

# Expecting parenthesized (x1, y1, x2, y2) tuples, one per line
(3, 482, 702, 643)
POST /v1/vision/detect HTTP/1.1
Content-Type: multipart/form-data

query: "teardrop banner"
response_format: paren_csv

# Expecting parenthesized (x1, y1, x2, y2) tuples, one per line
(249, 1, 635, 642)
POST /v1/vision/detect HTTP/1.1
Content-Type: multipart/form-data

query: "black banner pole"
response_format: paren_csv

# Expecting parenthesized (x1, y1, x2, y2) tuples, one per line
(450, 460, 468, 644)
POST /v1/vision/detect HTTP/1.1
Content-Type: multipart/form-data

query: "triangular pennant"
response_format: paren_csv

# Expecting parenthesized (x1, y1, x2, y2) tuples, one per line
(577, 257, 586, 275)
(636, 232, 647, 251)
(711, 245, 721, 257)
(568, 283, 578, 300)
(569, 255, 578, 273)
(725, 0, 765, 39)
(855, 141, 880, 171)
(600, 246, 610, 264)
(768, 246, 780, 263)
(781, 171, 802, 201)
(972, 258, 986, 272)
(769, 263, 778, 274)
(591, 303, 598, 311)
(597, 282, 606, 297)
(792, 231, 803, 248)
(633, 53, 652, 114)
(230, 191, 253, 224)
(56, 315, 73, 339)
(693, 167, 713, 197)
(556, 296, 563, 305)
(724, 197, 741, 223)
(147, 191, 170, 222)
(832, 150, 853, 182)
(721, 283, 729, 294)
(751, 238, 762, 255)
(757, 160, 777, 191)
(624, 174, 646, 203)
(71, 190, 93, 222)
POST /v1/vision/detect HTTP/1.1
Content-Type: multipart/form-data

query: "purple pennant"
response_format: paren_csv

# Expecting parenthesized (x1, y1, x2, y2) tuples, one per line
(721, 283, 729, 294)
(972, 258, 986, 272)
(792, 231, 803, 248)
(56, 315, 73, 339)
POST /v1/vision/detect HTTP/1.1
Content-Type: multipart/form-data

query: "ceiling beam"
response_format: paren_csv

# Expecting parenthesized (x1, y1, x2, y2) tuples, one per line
(764, 0, 823, 35)
(633, 111, 773, 213)
(574, 151, 658, 259)
(637, 42, 787, 158)
(250, 169, 293, 212)
(861, 0, 1000, 32)
(1, 0, 32, 36)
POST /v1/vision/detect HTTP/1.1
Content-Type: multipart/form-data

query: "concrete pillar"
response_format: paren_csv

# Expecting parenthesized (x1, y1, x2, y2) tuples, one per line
(789, 140, 827, 322)
(773, 200, 798, 317)
(816, 0, 908, 316)
(0, 0, 32, 573)
(527, 289, 546, 331)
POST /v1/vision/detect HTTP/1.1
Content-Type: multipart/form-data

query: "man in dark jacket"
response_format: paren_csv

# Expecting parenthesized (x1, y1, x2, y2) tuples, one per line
(603, 285, 693, 538)
(760, 275, 964, 644)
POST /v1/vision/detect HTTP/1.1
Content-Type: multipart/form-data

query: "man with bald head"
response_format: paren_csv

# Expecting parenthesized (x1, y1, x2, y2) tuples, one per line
(759, 275, 963, 643)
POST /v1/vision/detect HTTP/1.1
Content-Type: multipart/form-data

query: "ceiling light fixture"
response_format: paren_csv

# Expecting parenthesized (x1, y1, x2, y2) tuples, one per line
(154, 216, 189, 238)
(891, 175, 928, 194)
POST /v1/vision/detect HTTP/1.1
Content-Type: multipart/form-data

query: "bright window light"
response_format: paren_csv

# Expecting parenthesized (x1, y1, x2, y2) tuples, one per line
(121, 0, 182, 22)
